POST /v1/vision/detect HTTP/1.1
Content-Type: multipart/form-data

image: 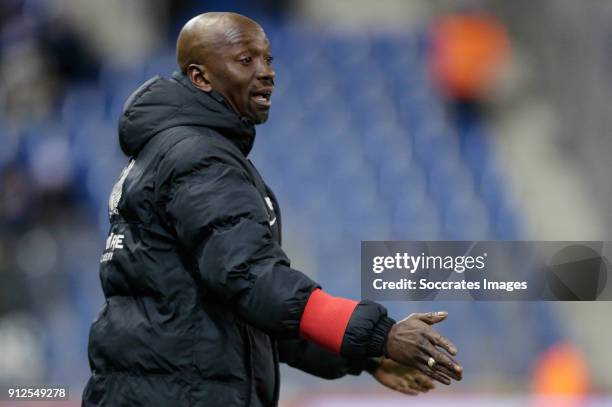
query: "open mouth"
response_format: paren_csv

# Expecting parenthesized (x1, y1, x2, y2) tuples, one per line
(251, 90, 272, 107)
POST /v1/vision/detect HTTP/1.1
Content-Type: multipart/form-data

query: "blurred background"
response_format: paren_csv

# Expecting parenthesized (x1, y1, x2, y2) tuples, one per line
(0, 0, 611, 406)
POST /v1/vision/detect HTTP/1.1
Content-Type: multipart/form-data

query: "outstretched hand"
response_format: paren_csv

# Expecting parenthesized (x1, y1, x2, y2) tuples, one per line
(384, 311, 463, 385)
(370, 358, 435, 396)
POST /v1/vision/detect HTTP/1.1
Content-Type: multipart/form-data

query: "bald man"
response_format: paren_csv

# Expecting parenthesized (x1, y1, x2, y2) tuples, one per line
(83, 12, 461, 407)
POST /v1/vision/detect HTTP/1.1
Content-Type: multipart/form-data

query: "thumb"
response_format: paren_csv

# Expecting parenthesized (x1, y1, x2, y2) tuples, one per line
(416, 311, 448, 324)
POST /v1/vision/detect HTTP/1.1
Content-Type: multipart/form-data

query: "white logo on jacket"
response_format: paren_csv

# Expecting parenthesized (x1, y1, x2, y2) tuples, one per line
(100, 232, 125, 263)
(109, 159, 135, 217)
(264, 196, 277, 226)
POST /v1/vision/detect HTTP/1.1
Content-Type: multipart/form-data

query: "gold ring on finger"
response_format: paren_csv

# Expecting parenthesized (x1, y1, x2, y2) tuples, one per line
(427, 357, 436, 368)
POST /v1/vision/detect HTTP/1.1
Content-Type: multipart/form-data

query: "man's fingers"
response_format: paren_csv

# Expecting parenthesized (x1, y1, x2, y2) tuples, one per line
(413, 355, 452, 385)
(412, 372, 436, 390)
(426, 330, 458, 356)
(407, 383, 429, 394)
(417, 337, 462, 379)
(428, 350, 463, 380)
(433, 347, 462, 373)
(396, 385, 418, 396)
(421, 366, 451, 385)
(412, 311, 448, 325)
(415, 345, 462, 382)
(434, 362, 463, 381)
(432, 371, 452, 385)
(409, 374, 435, 392)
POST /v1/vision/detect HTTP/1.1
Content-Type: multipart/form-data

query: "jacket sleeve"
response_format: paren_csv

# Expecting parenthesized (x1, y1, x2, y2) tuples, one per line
(278, 338, 370, 379)
(166, 161, 317, 337)
(163, 149, 394, 357)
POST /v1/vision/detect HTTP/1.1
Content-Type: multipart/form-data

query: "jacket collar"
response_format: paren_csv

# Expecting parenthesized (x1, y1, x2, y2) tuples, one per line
(171, 71, 256, 156)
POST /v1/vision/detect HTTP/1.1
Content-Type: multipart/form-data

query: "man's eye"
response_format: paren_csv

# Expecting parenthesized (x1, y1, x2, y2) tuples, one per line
(265, 56, 274, 65)
(240, 57, 252, 64)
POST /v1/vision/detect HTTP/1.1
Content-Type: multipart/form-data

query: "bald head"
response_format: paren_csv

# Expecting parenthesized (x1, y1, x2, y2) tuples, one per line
(176, 12, 263, 73)
(174, 12, 275, 124)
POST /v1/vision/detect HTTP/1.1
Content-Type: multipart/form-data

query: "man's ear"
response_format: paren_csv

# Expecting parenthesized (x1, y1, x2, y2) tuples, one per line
(187, 64, 212, 92)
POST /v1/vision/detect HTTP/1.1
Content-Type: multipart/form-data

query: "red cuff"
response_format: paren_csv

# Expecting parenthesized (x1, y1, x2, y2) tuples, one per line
(298, 289, 358, 354)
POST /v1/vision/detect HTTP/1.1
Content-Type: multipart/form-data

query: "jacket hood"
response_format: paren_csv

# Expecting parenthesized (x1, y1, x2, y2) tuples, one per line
(118, 72, 256, 157)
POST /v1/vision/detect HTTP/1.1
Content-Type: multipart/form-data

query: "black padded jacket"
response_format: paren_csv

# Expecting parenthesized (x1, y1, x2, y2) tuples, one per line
(82, 72, 395, 407)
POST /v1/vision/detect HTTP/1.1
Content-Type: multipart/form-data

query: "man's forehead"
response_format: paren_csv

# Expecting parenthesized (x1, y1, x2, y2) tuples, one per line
(222, 24, 269, 48)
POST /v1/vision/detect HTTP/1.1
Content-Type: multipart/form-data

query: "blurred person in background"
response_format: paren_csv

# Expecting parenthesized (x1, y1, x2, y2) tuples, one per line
(82, 11, 462, 407)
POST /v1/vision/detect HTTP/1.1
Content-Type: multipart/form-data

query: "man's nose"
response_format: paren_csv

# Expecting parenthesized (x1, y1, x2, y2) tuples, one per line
(257, 62, 275, 83)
